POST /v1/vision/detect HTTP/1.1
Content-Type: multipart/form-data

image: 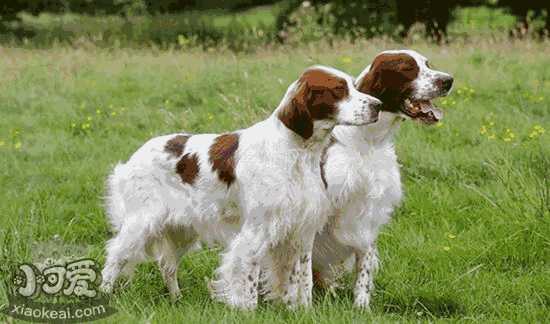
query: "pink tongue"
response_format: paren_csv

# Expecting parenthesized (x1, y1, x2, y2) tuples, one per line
(419, 102, 443, 120)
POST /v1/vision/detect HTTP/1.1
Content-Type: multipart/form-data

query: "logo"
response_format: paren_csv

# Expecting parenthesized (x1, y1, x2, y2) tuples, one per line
(2, 258, 116, 323)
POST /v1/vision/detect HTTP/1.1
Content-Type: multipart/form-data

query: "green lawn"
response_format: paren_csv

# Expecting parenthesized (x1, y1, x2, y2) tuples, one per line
(0, 38, 549, 322)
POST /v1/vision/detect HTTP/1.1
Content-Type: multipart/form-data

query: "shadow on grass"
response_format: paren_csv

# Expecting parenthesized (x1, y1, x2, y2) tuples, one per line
(311, 282, 464, 319)
(380, 292, 465, 318)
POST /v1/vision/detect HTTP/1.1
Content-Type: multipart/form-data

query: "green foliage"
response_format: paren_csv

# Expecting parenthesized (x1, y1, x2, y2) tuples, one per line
(8, 5, 279, 51)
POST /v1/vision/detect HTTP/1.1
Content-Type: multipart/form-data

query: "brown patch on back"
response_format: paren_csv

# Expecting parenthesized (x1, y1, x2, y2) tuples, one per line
(176, 153, 200, 185)
(278, 68, 350, 139)
(356, 53, 419, 112)
(209, 133, 239, 186)
(164, 134, 190, 157)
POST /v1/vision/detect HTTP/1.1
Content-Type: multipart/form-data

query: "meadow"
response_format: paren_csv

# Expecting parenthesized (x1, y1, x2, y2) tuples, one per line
(1, 15, 549, 324)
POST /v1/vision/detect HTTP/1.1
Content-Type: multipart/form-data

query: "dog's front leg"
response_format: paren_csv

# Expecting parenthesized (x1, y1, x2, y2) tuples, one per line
(266, 240, 301, 307)
(297, 235, 314, 307)
(211, 226, 265, 310)
(271, 234, 314, 308)
(353, 244, 379, 309)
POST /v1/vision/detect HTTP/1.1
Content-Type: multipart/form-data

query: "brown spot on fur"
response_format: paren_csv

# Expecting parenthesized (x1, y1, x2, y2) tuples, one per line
(176, 153, 200, 185)
(357, 53, 419, 112)
(209, 133, 239, 186)
(278, 68, 349, 139)
(164, 134, 190, 157)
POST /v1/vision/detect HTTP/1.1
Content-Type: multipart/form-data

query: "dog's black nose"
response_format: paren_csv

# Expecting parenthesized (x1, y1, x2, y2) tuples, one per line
(441, 76, 454, 91)
(373, 100, 382, 111)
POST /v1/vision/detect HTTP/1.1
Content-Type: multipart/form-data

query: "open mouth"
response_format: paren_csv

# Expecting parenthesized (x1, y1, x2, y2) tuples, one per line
(402, 99, 443, 125)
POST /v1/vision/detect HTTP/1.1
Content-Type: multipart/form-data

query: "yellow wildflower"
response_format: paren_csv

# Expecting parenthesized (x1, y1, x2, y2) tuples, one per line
(533, 125, 545, 134)
(480, 126, 487, 135)
(14, 142, 22, 150)
(340, 56, 352, 64)
(111, 111, 117, 116)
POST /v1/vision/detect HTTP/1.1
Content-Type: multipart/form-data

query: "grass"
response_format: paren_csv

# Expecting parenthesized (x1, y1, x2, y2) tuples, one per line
(0, 37, 549, 323)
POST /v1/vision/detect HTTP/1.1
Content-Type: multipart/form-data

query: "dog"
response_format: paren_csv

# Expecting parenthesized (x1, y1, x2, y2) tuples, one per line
(99, 65, 382, 309)
(311, 50, 453, 308)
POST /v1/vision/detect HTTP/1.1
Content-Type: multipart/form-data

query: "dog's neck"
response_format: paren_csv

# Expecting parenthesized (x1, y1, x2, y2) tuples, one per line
(332, 112, 402, 151)
(269, 115, 334, 153)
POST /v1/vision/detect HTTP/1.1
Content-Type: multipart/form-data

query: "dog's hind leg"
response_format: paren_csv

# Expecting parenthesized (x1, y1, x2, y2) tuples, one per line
(154, 239, 182, 302)
(152, 226, 197, 302)
(100, 224, 145, 294)
(100, 207, 165, 294)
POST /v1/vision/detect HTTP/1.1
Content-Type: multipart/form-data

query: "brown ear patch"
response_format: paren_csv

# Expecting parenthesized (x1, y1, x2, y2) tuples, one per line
(176, 153, 200, 185)
(278, 68, 349, 140)
(357, 53, 419, 111)
(278, 80, 314, 140)
(165, 134, 190, 157)
(209, 133, 239, 186)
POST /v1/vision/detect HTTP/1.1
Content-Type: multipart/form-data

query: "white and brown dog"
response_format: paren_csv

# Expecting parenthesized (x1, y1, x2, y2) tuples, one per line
(311, 50, 454, 308)
(99, 66, 381, 309)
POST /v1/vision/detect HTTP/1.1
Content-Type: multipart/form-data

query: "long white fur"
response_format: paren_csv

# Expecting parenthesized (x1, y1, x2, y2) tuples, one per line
(311, 50, 453, 308)
(99, 65, 381, 310)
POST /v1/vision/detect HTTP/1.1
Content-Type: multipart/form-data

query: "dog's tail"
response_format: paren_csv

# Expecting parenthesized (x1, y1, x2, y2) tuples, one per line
(104, 163, 128, 234)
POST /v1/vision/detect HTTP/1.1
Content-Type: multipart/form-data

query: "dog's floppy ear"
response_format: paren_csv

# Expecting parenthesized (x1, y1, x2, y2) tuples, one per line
(358, 65, 384, 98)
(278, 79, 314, 140)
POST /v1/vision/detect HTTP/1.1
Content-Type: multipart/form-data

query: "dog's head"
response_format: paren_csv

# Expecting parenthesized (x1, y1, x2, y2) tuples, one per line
(356, 50, 453, 124)
(278, 66, 382, 140)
